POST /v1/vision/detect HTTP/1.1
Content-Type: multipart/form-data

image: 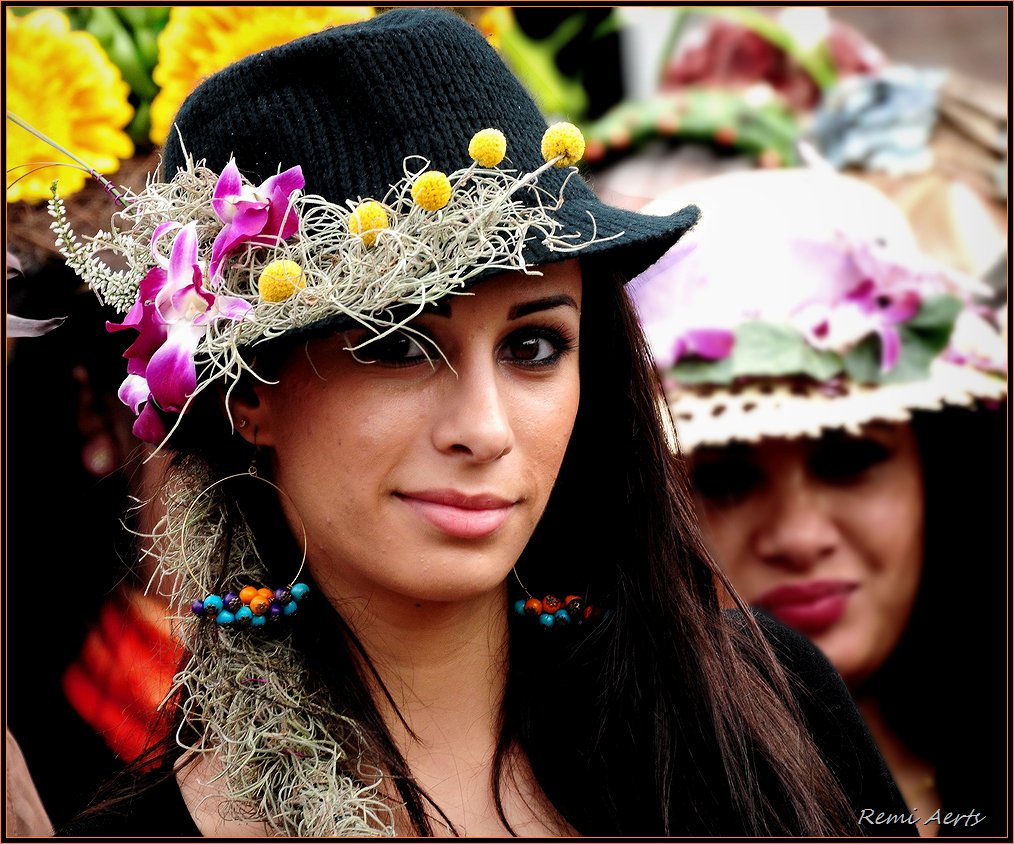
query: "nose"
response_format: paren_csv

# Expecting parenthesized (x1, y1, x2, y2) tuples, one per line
(431, 357, 514, 463)
(752, 473, 839, 571)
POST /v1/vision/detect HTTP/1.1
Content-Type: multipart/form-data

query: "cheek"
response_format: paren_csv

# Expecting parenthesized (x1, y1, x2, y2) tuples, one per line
(696, 505, 755, 587)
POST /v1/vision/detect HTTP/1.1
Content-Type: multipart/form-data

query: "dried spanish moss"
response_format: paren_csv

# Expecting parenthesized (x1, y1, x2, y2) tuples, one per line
(48, 148, 613, 427)
(148, 459, 396, 836)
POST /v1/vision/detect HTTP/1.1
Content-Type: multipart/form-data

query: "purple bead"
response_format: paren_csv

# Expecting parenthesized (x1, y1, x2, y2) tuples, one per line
(224, 591, 242, 612)
(274, 587, 292, 605)
(269, 602, 283, 618)
(191, 599, 205, 616)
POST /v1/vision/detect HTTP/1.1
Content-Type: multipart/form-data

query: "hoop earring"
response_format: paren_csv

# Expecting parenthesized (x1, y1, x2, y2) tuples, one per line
(510, 567, 602, 629)
(181, 463, 310, 629)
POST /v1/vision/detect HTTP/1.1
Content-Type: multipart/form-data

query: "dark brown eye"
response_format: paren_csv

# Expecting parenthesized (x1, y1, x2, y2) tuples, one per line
(507, 335, 545, 361)
(808, 438, 891, 483)
(690, 455, 764, 507)
(499, 327, 573, 367)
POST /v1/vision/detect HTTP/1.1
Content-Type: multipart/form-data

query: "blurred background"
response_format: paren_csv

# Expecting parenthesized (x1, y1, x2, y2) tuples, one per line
(4, 4, 1009, 833)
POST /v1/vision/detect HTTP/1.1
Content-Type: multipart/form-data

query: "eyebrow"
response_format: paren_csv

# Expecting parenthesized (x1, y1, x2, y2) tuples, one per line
(508, 294, 579, 320)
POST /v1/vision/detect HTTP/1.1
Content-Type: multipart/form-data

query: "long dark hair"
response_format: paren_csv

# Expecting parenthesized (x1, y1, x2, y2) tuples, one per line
(88, 262, 856, 835)
(869, 404, 1006, 832)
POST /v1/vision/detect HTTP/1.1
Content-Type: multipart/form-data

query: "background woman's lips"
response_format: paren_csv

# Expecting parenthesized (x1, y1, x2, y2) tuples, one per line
(754, 580, 857, 634)
(395, 491, 514, 539)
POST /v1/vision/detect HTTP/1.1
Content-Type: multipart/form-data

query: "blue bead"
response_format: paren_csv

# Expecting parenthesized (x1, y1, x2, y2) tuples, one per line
(290, 583, 310, 601)
(513, 599, 527, 616)
(250, 614, 267, 627)
(553, 609, 571, 625)
(215, 610, 235, 625)
(234, 606, 253, 626)
(282, 600, 298, 616)
(191, 599, 205, 616)
(538, 612, 555, 627)
(203, 595, 224, 614)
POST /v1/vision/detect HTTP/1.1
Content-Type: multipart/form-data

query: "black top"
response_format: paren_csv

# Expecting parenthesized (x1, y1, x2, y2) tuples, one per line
(58, 614, 916, 838)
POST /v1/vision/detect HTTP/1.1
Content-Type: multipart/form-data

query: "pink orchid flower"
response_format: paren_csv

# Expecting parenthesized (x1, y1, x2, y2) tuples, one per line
(671, 328, 736, 365)
(108, 222, 252, 443)
(801, 279, 920, 373)
(210, 160, 304, 280)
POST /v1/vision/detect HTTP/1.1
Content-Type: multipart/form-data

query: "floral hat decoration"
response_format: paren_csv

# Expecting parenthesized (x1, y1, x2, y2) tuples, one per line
(628, 168, 1006, 450)
(47, 8, 699, 447)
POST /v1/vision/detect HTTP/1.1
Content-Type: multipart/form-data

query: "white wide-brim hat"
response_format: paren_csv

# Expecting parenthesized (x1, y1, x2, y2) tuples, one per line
(628, 169, 1007, 450)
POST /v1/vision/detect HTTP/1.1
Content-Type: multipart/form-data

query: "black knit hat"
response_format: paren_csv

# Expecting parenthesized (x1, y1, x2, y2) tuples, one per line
(162, 7, 697, 280)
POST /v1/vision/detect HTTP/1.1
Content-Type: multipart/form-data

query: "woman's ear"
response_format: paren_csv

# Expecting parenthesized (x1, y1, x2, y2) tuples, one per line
(228, 379, 278, 447)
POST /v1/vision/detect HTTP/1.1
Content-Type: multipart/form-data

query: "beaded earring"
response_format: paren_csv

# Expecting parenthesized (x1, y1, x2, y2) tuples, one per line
(509, 568, 604, 629)
(181, 465, 311, 629)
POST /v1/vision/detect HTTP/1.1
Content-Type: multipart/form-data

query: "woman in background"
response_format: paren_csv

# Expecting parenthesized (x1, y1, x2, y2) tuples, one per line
(631, 167, 1006, 836)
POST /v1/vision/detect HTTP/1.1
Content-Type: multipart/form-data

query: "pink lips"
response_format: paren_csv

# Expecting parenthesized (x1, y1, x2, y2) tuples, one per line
(395, 489, 516, 539)
(754, 580, 857, 634)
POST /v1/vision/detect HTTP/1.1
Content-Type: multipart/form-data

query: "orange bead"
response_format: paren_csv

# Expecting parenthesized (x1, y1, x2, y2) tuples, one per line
(565, 594, 584, 614)
(542, 595, 562, 614)
(239, 586, 258, 605)
(250, 595, 270, 616)
(257, 588, 274, 602)
(523, 597, 543, 617)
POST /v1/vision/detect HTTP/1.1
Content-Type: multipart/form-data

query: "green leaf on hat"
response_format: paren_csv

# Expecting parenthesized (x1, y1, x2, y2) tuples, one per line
(672, 354, 735, 385)
(730, 322, 843, 381)
(672, 321, 843, 385)
(844, 295, 962, 385)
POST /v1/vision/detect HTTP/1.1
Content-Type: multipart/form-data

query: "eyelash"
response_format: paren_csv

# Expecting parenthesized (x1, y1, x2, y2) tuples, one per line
(347, 324, 577, 369)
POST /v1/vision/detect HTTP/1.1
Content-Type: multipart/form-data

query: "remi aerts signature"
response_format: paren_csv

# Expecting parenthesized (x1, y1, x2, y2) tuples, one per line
(858, 808, 987, 830)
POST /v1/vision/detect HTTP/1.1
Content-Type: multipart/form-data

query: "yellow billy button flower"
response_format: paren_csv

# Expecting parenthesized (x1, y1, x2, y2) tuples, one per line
(258, 260, 306, 302)
(411, 171, 452, 212)
(541, 122, 585, 167)
(348, 200, 389, 246)
(468, 128, 507, 168)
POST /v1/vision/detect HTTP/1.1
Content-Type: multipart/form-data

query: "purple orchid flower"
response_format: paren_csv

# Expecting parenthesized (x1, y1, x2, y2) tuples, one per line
(108, 222, 252, 443)
(671, 328, 736, 365)
(843, 279, 920, 371)
(210, 160, 304, 280)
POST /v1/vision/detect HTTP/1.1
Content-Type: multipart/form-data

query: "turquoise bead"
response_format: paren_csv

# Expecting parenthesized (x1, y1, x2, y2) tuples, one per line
(234, 606, 253, 626)
(513, 599, 526, 616)
(215, 610, 235, 625)
(538, 612, 555, 627)
(250, 614, 267, 627)
(290, 583, 310, 601)
(203, 594, 224, 614)
(553, 609, 571, 625)
(282, 600, 298, 616)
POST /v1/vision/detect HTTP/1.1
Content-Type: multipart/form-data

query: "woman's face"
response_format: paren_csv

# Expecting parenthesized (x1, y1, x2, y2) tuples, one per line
(241, 261, 582, 613)
(690, 423, 925, 687)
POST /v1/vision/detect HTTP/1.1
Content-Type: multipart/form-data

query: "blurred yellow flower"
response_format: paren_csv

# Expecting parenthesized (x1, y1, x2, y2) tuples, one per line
(150, 7, 374, 145)
(411, 171, 452, 212)
(477, 6, 512, 51)
(541, 122, 585, 167)
(468, 128, 507, 168)
(5, 9, 134, 204)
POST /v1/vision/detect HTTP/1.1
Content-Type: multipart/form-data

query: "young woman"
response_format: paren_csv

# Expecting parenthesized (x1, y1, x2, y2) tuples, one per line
(44, 9, 913, 837)
(631, 168, 1006, 836)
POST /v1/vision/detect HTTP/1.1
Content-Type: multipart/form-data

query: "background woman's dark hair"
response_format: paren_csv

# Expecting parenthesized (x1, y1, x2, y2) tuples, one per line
(80, 260, 859, 835)
(869, 404, 1007, 834)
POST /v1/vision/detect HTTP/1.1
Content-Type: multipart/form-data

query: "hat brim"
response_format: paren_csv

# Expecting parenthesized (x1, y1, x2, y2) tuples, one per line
(667, 360, 1007, 451)
(264, 199, 700, 349)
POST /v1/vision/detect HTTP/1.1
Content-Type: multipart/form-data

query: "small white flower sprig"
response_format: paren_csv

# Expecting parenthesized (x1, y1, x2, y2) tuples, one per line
(48, 121, 604, 446)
